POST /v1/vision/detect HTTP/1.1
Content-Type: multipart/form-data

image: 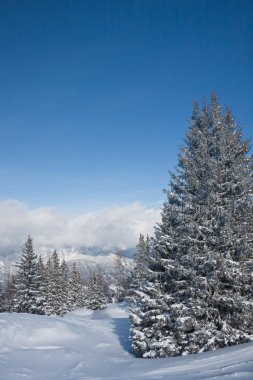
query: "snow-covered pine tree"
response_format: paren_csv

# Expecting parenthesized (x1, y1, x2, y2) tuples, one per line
(59, 259, 71, 315)
(85, 270, 107, 310)
(51, 250, 64, 314)
(128, 234, 151, 306)
(0, 282, 4, 312)
(69, 262, 84, 311)
(112, 250, 129, 302)
(44, 250, 64, 315)
(14, 236, 40, 314)
(129, 233, 167, 357)
(35, 255, 46, 314)
(130, 234, 151, 292)
(4, 272, 18, 312)
(44, 257, 55, 315)
(130, 94, 253, 358)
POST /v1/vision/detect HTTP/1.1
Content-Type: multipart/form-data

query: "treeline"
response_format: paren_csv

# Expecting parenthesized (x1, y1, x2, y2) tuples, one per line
(0, 236, 131, 315)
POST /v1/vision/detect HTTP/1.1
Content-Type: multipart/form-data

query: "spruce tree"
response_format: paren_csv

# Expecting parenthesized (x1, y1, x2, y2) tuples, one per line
(113, 250, 128, 302)
(44, 257, 55, 315)
(132, 234, 150, 289)
(14, 236, 40, 314)
(128, 234, 151, 304)
(129, 234, 166, 357)
(85, 270, 107, 310)
(51, 250, 63, 314)
(0, 282, 4, 312)
(69, 262, 84, 310)
(131, 94, 253, 358)
(35, 255, 46, 314)
(44, 251, 64, 315)
(4, 273, 18, 312)
(59, 259, 71, 315)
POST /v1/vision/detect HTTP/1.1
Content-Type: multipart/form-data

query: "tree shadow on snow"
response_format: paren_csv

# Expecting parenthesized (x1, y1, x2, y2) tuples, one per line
(112, 316, 132, 353)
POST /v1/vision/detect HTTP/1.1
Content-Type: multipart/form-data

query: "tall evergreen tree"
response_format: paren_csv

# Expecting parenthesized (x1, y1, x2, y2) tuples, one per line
(14, 236, 40, 314)
(131, 94, 253, 358)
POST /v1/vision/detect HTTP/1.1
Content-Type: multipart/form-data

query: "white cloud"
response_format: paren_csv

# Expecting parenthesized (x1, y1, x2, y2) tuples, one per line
(0, 200, 161, 251)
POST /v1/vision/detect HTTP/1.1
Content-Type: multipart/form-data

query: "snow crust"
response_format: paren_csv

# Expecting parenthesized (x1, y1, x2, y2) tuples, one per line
(0, 303, 253, 379)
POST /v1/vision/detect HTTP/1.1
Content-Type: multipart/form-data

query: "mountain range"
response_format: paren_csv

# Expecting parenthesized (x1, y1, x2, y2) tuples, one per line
(0, 245, 135, 279)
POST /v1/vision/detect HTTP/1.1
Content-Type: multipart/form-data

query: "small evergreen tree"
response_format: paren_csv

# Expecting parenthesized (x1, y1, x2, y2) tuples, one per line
(0, 282, 4, 312)
(69, 262, 84, 310)
(51, 250, 63, 314)
(85, 270, 107, 310)
(112, 250, 129, 302)
(35, 255, 46, 314)
(44, 257, 55, 315)
(129, 234, 150, 295)
(44, 251, 64, 315)
(4, 272, 18, 312)
(59, 259, 71, 315)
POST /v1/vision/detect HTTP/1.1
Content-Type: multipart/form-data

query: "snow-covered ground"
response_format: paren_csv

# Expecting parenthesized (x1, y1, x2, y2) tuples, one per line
(0, 304, 253, 380)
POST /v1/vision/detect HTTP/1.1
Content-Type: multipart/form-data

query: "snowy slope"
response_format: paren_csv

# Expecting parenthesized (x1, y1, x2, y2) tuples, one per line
(0, 304, 253, 380)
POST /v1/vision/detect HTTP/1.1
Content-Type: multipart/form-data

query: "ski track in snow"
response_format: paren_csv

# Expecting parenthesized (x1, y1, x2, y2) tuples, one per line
(0, 304, 253, 380)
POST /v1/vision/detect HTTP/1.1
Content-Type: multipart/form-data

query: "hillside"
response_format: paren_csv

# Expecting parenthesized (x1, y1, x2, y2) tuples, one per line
(0, 303, 253, 379)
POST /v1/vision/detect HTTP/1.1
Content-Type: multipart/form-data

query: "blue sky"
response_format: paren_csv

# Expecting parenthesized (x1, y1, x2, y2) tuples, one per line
(0, 0, 253, 213)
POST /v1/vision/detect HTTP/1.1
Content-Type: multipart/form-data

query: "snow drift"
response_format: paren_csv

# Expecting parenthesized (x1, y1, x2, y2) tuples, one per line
(0, 304, 253, 379)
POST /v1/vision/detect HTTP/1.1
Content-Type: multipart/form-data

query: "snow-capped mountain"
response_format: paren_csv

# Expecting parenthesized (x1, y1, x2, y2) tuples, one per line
(0, 245, 134, 279)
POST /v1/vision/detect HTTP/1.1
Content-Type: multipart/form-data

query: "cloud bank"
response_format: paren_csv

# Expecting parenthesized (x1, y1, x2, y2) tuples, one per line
(0, 200, 161, 251)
